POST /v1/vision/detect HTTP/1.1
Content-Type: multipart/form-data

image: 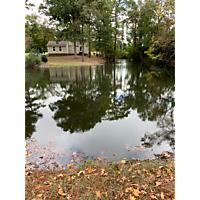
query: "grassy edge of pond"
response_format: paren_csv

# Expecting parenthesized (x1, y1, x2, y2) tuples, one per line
(25, 157, 175, 200)
(26, 55, 105, 68)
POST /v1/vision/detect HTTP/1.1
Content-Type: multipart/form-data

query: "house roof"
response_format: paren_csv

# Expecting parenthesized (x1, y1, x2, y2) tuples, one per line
(47, 41, 68, 47)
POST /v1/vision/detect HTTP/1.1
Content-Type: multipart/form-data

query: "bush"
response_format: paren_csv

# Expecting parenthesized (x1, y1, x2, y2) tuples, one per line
(116, 51, 128, 59)
(25, 53, 41, 68)
(41, 55, 48, 63)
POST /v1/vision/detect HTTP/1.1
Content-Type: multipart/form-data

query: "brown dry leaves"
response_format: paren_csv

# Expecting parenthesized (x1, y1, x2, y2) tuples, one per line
(25, 154, 175, 200)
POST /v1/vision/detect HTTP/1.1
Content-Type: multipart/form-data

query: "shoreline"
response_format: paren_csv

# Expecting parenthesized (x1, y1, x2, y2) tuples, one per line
(26, 55, 105, 68)
(25, 156, 175, 199)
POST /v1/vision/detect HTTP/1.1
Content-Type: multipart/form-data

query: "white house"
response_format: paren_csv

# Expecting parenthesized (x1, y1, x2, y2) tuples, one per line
(47, 41, 89, 56)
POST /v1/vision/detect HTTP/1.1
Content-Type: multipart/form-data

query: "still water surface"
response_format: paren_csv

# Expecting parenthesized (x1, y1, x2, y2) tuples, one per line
(25, 61, 175, 167)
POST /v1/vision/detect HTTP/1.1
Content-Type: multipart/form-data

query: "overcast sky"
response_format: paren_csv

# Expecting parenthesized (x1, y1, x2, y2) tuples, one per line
(26, 0, 43, 16)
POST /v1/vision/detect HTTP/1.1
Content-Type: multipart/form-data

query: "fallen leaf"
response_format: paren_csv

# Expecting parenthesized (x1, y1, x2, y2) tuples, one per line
(25, 154, 31, 159)
(150, 195, 157, 199)
(167, 168, 170, 172)
(162, 152, 170, 157)
(98, 157, 101, 161)
(58, 188, 67, 196)
(128, 168, 132, 172)
(43, 154, 47, 157)
(125, 187, 134, 193)
(158, 166, 164, 170)
(77, 171, 85, 176)
(121, 160, 126, 164)
(88, 167, 93, 173)
(152, 168, 156, 173)
(37, 194, 42, 197)
(122, 176, 126, 181)
(101, 169, 105, 175)
(156, 181, 162, 187)
(161, 192, 164, 199)
(36, 185, 41, 189)
(129, 196, 136, 200)
(57, 174, 64, 177)
(96, 191, 101, 197)
(133, 188, 141, 196)
(143, 169, 148, 175)
(112, 153, 116, 156)
(136, 163, 141, 167)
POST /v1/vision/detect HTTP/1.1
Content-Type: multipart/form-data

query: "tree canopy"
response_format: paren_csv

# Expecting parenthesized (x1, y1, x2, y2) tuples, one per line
(26, 0, 175, 63)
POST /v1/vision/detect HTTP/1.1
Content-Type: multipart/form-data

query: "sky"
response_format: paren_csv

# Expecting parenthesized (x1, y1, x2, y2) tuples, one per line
(25, 0, 48, 20)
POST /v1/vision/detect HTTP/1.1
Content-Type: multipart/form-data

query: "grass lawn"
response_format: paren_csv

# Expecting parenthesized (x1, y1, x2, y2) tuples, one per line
(47, 55, 104, 67)
(25, 157, 175, 199)
(25, 54, 104, 67)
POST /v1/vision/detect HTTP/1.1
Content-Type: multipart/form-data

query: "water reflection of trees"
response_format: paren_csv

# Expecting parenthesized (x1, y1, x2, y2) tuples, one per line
(25, 69, 50, 138)
(26, 62, 175, 149)
(141, 110, 175, 150)
(25, 89, 45, 138)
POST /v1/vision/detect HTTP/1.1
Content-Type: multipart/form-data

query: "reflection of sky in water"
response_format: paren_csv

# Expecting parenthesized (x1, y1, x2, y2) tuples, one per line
(30, 103, 171, 165)
(26, 62, 174, 166)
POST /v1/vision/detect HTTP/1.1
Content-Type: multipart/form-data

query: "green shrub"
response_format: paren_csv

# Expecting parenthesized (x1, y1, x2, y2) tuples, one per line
(25, 53, 41, 68)
(116, 51, 128, 59)
(41, 55, 48, 63)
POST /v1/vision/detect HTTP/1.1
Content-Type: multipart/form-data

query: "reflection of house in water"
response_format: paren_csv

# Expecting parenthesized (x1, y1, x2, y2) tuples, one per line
(50, 66, 91, 82)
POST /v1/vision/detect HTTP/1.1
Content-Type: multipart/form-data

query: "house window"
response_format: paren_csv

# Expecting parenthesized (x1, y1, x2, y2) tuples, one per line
(80, 46, 82, 52)
(53, 47, 55, 51)
(59, 47, 62, 51)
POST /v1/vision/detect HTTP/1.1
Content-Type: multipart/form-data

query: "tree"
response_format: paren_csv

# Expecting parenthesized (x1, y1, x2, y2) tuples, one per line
(39, 19, 55, 53)
(25, 35, 32, 53)
(93, 0, 114, 61)
(112, 0, 127, 60)
(144, 0, 175, 62)
(39, 0, 86, 59)
(25, 14, 41, 51)
(126, 0, 140, 58)
(25, 0, 34, 10)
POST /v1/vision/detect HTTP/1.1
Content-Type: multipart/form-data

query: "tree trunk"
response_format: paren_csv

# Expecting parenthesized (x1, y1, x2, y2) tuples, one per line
(82, 42, 84, 62)
(82, 24, 84, 62)
(89, 23, 91, 58)
(74, 41, 77, 59)
(44, 35, 46, 54)
(114, 7, 117, 61)
(134, 20, 137, 57)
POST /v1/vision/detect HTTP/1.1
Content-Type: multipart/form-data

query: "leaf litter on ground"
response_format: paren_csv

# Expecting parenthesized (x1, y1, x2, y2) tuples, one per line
(25, 139, 175, 199)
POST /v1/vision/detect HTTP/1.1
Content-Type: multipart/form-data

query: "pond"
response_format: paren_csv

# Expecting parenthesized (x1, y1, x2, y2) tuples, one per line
(25, 60, 175, 169)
